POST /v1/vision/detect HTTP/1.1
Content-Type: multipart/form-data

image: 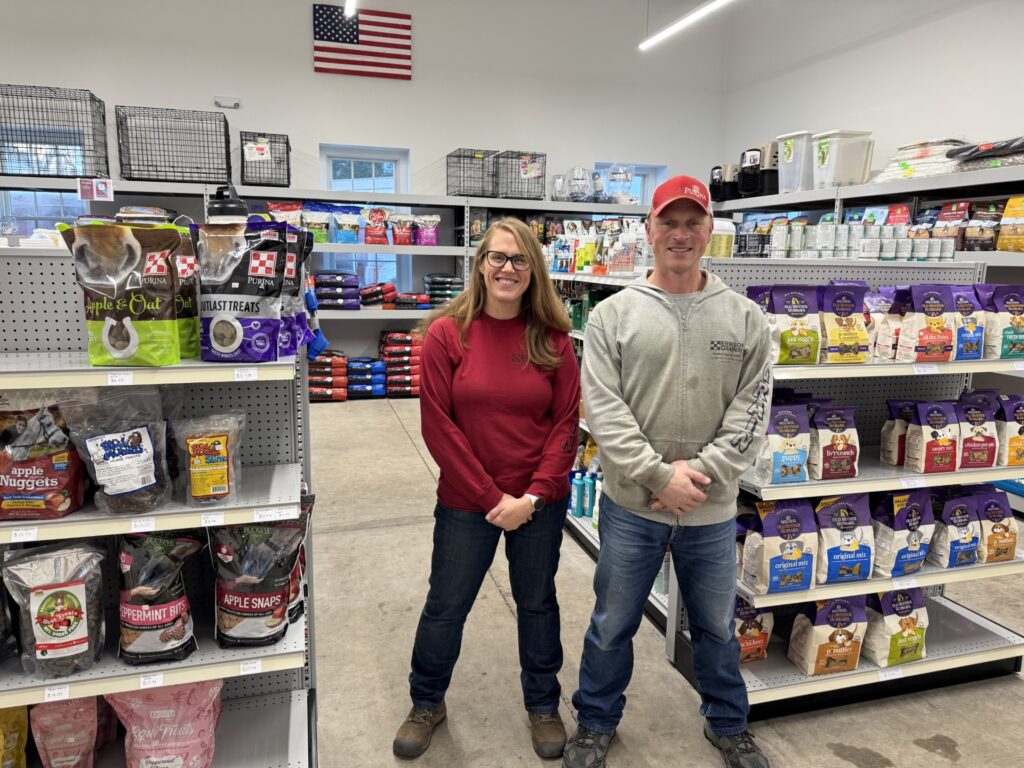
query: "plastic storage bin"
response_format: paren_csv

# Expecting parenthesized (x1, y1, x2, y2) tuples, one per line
(777, 130, 814, 194)
(812, 130, 874, 189)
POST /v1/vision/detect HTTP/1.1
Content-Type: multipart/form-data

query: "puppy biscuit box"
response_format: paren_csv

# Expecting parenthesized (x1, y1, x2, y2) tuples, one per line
(820, 284, 870, 364)
(741, 500, 817, 595)
(928, 494, 981, 568)
(950, 285, 985, 361)
(955, 402, 997, 470)
(872, 490, 935, 577)
(755, 404, 809, 484)
(996, 394, 1024, 466)
(905, 402, 959, 474)
(972, 487, 1019, 563)
(808, 405, 859, 480)
(863, 588, 928, 668)
(734, 596, 773, 664)
(896, 285, 955, 363)
(986, 285, 1024, 359)
(815, 494, 873, 584)
(880, 400, 918, 466)
(787, 597, 867, 676)
(771, 285, 820, 365)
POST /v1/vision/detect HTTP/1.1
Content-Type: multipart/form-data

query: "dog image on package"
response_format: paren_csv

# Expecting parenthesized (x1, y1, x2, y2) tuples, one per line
(954, 401, 997, 470)
(984, 285, 1024, 359)
(819, 284, 870, 364)
(815, 494, 873, 584)
(896, 285, 955, 363)
(771, 286, 820, 364)
(741, 500, 817, 594)
(972, 487, 1019, 563)
(905, 402, 959, 474)
(872, 490, 935, 577)
(863, 588, 928, 668)
(787, 597, 867, 676)
(734, 596, 774, 664)
(949, 285, 985, 361)
(996, 394, 1024, 467)
(755, 405, 810, 484)
(928, 494, 981, 568)
(808, 405, 859, 480)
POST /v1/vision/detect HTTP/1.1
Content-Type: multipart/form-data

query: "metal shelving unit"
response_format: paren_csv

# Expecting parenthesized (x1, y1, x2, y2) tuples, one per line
(313, 243, 465, 257)
(550, 272, 639, 287)
(318, 309, 429, 321)
(466, 197, 644, 215)
(569, 330, 585, 341)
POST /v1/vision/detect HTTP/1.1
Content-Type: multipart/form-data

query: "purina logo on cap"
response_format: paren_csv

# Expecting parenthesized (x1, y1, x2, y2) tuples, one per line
(651, 175, 712, 218)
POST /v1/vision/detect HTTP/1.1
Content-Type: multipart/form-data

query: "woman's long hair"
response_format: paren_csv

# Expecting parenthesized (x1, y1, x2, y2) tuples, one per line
(416, 217, 570, 369)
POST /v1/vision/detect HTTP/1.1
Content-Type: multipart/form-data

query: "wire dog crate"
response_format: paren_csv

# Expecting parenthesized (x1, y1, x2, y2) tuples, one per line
(240, 131, 291, 187)
(116, 105, 230, 183)
(494, 150, 546, 200)
(0, 84, 109, 178)
(447, 148, 497, 196)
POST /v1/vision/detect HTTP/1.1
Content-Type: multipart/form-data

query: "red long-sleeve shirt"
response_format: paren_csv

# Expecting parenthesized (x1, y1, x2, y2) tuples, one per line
(420, 312, 580, 512)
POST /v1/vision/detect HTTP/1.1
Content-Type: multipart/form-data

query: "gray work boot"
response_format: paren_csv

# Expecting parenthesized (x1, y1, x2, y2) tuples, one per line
(562, 725, 615, 767)
(703, 723, 771, 768)
(392, 703, 446, 758)
(529, 711, 567, 759)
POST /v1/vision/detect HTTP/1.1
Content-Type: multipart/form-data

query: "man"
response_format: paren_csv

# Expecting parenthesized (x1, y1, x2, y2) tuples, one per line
(563, 176, 772, 768)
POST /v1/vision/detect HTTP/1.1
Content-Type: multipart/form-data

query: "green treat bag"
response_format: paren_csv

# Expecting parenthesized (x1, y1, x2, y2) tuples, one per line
(172, 226, 200, 358)
(59, 223, 182, 367)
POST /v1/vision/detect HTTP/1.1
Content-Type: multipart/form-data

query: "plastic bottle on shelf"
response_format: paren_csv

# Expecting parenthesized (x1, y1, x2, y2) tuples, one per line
(571, 474, 585, 517)
(583, 473, 596, 517)
(707, 218, 736, 258)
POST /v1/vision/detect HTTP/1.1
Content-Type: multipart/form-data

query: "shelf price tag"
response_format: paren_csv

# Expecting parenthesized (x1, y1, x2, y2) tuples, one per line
(234, 367, 258, 382)
(107, 371, 134, 386)
(10, 527, 38, 543)
(139, 673, 164, 689)
(891, 577, 919, 590)
(900, 477, 927, 489)
(878, 668, 904, 682)
(131, 517, 156, 533)
(253, 506, 298, 523)
(44, 685, 70, 702)
(240, 659, 263, 675)
(912, 363, 939, 375)
(1014, 361, 1024, 371)
(201, 512, 225, 528)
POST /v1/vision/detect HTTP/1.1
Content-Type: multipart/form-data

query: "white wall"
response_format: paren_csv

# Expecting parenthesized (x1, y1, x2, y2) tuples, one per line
(2, 0, 726, 193)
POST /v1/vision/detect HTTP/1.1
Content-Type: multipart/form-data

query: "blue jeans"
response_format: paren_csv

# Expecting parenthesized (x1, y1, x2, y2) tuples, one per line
(572, 495, 748, 736)
(409, 498, 566, 713)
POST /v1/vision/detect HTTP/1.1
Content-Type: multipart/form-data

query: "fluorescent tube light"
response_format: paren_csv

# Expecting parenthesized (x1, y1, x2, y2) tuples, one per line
(344, 0, 358, 17)
(639, 0, 742, 51)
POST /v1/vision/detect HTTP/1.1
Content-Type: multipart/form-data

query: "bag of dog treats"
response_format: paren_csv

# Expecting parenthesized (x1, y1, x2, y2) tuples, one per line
(808, 405, 859, 480)
(880, 400, 917, 466)
(996, 395, 1024, 466)
(771, 286, 820, 364)
(865, 288, 894, 357)
(905, 402, 959, 474)
(279, 227, 314, 357)
(300, 202, 331, 243)
(0, 706, 27, 768)
(874, 286, 912, 360)
(30, 697, 97, 768)
(331, 206, 361, 244)
(863, 588, 928, 668)
(191, 221, 286, 363)
(741, 500, 816, 594)
(755, 405, 809, 484)
(964, 203, 1003, 251)
(390, 213, 415, 246)
(734, 597, 773, 663)
(172, 227, 201, 359)
(59, 223, 183, 367)
(929, 494, 981, 568)
(267, 201, 303, 227)
(984, 285, 1024, 359)
(815, 494, 873, 584)
(746, 285, 772, 317)
(787, 597, 867, 676)
(819, 284, 869, 364)
(414, 215, 441, 246)
(361, 207, 390, 245)
(955, 402, 997, 470)
(948, 284, 985, 361)
(961, 387, 1002, 411)
(896, 285, 955, 362)
(872, 490, 935, 577)
(972, 487, 1018, 563)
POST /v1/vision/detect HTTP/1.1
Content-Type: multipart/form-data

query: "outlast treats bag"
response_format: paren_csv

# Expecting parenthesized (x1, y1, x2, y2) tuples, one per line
(787, 597, 867, 676)
(771, 285, 820, 364)
(872, 490, 935, 577)
(863, 588, 928, 668)
(734, 597, 773, 663)
(815, 494, 873, 584)
(755, 405, 809, 484)
(741, 500, 817, 594)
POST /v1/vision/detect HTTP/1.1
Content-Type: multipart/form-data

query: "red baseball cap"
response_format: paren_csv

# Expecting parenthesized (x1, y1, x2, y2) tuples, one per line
(650, 175, 713, 219)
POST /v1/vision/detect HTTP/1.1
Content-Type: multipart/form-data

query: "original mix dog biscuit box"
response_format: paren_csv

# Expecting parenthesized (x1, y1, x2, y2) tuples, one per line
(815, 494, 873, 584)
(928, 493, 981, 568)
(872, 490, 935, 578)
(742, 500, 817, 594)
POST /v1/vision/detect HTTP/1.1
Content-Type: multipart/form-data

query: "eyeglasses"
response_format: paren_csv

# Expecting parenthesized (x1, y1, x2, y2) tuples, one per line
(484, 251, 531, 271)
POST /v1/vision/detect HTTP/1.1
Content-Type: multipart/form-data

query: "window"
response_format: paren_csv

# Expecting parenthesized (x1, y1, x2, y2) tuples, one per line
(0, 190, 89, 236)
(595, 163, 668, 206)
(329, 159, 396, 193)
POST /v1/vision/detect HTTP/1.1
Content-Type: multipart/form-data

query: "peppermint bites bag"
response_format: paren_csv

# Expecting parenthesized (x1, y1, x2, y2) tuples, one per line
(985, 284, 1024, 359)
(955, 401, 998, 470)
(815, 494, 873, 584)
(949, 284, 985, 361)
(60, 223, 182, 366)
(905, 402, 959, 474)
(880, 400, 918, 466)
(997, 394, 1024, 466)
(787, 597, 867, 676)
(770, 285, 820, 364)
(741, 499, 817, 594)
(192, 221, 286, 363)
(808, 405, 859, 480)
(863, 588, 929, 668)
(734, 596, 774, 663)
(30, 697, 97, 768)
(896, 285, 955, 363)
(928, 494, 981, 568)
(972, 487, 1019, 563)
(872, 490, 935, 577)
(820, 284, 870, 364)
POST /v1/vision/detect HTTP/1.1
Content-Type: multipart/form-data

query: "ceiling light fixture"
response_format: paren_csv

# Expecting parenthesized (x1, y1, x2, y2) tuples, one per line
(639, 0, 743, 51)
(344, 0, 358, 17)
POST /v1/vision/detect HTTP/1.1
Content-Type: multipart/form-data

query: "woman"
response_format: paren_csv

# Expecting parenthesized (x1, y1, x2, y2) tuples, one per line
(393, 218, 580, 761)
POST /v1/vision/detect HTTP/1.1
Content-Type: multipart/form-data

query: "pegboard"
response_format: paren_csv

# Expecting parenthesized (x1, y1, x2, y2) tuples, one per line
(224, 668, 309, 699)
(0, 253, 84, 353)
(703, 258, 984, 291)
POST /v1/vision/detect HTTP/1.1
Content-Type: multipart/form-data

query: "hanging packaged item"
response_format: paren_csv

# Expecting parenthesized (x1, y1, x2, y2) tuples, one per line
(928, 494, 981, 568)
(862, 589, 928, 668)
(173, 226, 201, 359)
(118, 530, 204, 665)
(787, 597, 867, 676)
(905, 402, 959, 474)
(0, 707, 28, 768)
(972, 487, 1018, 563)
(895, 285, 955, 363)
(59, 223, 183, 367)
(815, 494, 873, 584)
(2, 542, 105, 677)
(770, 285, 820, 364)
(871, 490, 935, 577)
(172, 414, 245, 506)
(955, 401, 997, 470)
(287, 496, 314, 622)
(741, 499, 817, 594)
(30, 697, 97, 768)
(277, 227, 315, 357)
(734, 597, 773, 663)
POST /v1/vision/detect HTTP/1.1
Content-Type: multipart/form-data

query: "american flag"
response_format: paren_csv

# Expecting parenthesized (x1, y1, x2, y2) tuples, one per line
(313, 4, 412, 81)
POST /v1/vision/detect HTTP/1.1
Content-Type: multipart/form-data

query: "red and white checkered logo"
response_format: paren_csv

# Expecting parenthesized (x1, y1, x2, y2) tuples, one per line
(248, 251, 277, 278)
(284, 252, 298, 279)
(142, 250, 170, 276)
(176, 255, 198, 279)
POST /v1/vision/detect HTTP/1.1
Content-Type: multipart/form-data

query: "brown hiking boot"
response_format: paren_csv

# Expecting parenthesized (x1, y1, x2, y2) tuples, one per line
(393, 703, 447, 758)
(529, 711, 567, 759)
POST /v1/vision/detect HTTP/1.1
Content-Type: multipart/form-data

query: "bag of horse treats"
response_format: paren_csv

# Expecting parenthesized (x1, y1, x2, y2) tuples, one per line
(741, 499, 816, 594)
(787, 597, 867, 676)
(770, 286, 820, 364)
(896, 285, 955, 362)
(287, 495, 314, 622)
(734, 596, 773, 663)
(971, 487, 1018, 563)
(997, 394, 1024, 466)
(808, 405, 859, 480)
(815, 494, 873, 584)
(872, 490, 935, 577)
(874, 286, 912, 360)
(928, 494, 981, 568)
(880, 400, 917, 466)
(949, 285, 984, 361)
(905, 402, 959, 474)
(30, 697, 97, 768)
(984, 285, 1024, 359)
(173, 226, 201, 359)
(59, 223, 182, 366)
(863, 588, 928, 668)
(0, 706, 27, 768)
(819, 284, 870, 364)
(754, 404, 809, 484)
(955, 401, 997, 469)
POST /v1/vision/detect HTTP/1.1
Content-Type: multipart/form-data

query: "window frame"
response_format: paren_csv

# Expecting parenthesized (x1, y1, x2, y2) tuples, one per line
(0, 190, 90, 236)
(594, 162, 669, 206)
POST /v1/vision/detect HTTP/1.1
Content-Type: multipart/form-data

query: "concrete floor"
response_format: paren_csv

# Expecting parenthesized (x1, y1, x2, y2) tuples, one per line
(309, 400, 1024, 768)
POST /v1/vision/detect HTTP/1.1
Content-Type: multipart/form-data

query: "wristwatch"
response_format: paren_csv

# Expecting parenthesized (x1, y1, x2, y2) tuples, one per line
(525, 493, 545, 512)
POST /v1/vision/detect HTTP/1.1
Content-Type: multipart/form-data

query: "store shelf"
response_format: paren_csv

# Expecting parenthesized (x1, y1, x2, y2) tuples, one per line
(0, 246, 67, 257)
(0, 462, 301, 545)
(739, 597, 1024, 705)
(956, 251, 1024, 268)
(235, 185, 463, 208)
(738, 549, 1024, 609)
(0, 616, 307, 708)
(839, 165, 1024, 203)
(318, 309, 428, 320)
(740, 453, 1024, 500)
(705, 257, 967, 268)
(713, 188, 838, 213)
(569, 330, 585, 341)
(0, 176, 209, 196)
(0, 351, 297, 390)
(313, 243, 465, 256)
(772, 358, 1024, 380)
(548, 272, 639, 286)
(97, 690, 311, 768)
(467, 197, 645, 214)
(565, 510, 599, 549)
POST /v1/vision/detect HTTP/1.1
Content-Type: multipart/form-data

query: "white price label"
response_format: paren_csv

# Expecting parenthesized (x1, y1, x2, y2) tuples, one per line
(44, 685, 70, 702)
(201, 512, 225, 528)
(107, 371, 134, 386)
(912, 363, 939, 375)
(240, 659, 263, 675)
(253, 506, 298, 523)
(139, 673, 164, 689)
(878, 668, 904, 682)
(234, 367, 258, 382)
(131, 517, 156, 533)
(900, 476, 927, 489)
(892, 577, 919, 590)
(1014, 361, 1024, 371)
(10, 527, 38, 543)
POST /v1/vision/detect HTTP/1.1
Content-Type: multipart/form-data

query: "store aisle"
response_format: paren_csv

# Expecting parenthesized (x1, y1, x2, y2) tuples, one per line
(310, 400, 1024, 768)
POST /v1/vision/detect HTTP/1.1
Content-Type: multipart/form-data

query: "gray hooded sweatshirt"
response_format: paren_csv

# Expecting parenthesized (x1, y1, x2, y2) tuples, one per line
(582, 270, 772, 527)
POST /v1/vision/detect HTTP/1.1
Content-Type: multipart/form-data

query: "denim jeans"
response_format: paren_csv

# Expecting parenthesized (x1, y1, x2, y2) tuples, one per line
(572, 494, 749, 736)
(409, 498, 566, 713)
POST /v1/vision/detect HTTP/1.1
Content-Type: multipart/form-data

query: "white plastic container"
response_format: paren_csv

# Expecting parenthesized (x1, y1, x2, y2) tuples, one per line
(777, 131, 814, 194)
(707, 218, 736, 258)
(812, 130, 875, 189)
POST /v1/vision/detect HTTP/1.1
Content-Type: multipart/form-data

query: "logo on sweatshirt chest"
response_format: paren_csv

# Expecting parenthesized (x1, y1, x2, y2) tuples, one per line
(710, 340, 745, 362)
